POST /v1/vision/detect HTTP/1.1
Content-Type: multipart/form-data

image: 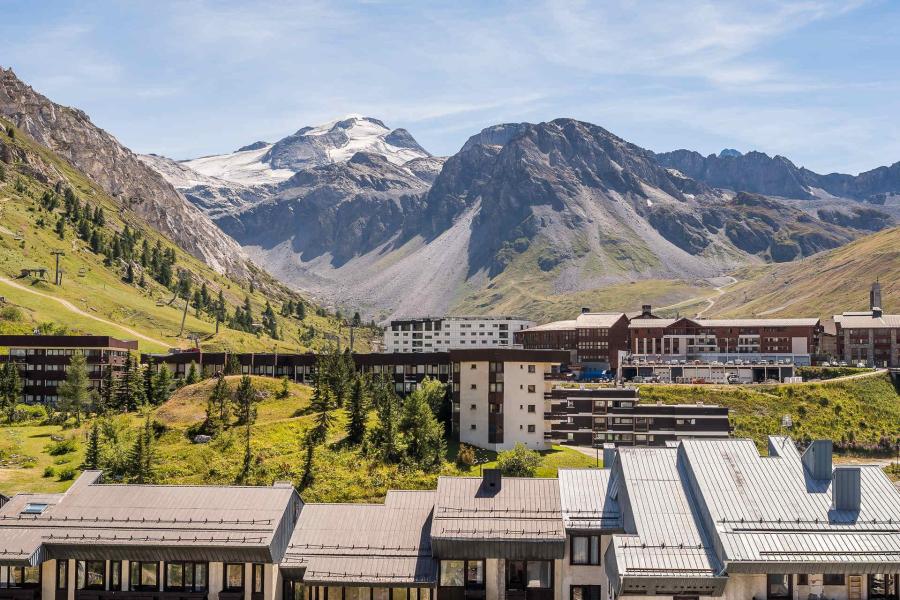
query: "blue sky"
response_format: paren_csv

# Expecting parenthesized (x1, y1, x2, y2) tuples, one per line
(1, 0, 898, 174)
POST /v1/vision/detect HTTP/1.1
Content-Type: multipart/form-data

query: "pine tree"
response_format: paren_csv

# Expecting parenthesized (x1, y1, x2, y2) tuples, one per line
(204, 373, 231, 434)
(59, 354, 90, 426)
(346, 377, 367, 445)
(352, 312, 362, 327)
(185, 361, 200, 385)
(124, 263, 135, 283)
(225, 354, 242, 376)
(153, 365, 173, 405)
(128, 423, 145, 482)
(367, 376, 402, 462)
(143, 364, 156, 406)
(233, 375, 257, 426)
(276, 376, 290, 400)
(0, 362, 23, 423)
(237, 420, 253, 484)
(85, 421, 102, 470)
(296, 302, 306, 321)
(400, 384, 446, 471)
(299, 428, 316, 490)
(309, 382, 334, 445)
(99, 366, 115, 414)
(55, 215, 65, 239)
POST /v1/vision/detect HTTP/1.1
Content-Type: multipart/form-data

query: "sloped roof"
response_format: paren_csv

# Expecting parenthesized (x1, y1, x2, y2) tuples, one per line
(431, 476, 565, 559)
(281, 491, 436, 585)
(557, 468, 620, 532)
(0, 471, 299, 565)
(628, 318, 819, 329)
(834, 312, 900, 329)
(520, 320, 578, 333)
(575, 313, 626, 328)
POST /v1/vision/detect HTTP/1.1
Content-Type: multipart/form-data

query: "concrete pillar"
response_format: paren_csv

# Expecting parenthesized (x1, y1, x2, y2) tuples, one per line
(41, 560, 55, 600)
(267, 564, 279, 600)
(485, 559, 502, 600)
(67, 559, 76, 600)
(244, 563, 252, 600)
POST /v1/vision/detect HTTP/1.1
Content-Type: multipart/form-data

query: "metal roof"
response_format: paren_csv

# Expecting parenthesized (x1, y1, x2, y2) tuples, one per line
(281, 491, 436, 585)
(557, 469, 620, 532)
(431, 476, 565, 559)
(575, 313, 626, 328)
(0, 471, 299, 566)
(628, 317, 820, 329)
(833, 312, 900, 329)
(520, 320, 578, 333)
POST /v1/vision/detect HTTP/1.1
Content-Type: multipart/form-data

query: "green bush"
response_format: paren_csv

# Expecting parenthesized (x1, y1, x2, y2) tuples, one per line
(47, 438, 77, 456)
(496, 443, 541, 477)
(0, 305, 24, 322)
(43, 466, 55, 478)
(57, 467, 77, 481)
(456, 443, 476, 467)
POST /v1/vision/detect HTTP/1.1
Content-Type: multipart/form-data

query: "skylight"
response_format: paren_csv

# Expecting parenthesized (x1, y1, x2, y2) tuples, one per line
(22, 503, 48, 515)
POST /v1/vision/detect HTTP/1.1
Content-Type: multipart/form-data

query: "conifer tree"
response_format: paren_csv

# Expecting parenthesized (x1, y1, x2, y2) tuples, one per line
(309, 383, 334, 445)
(59, 354, 89, 426)
(153, 365, 173, 405)
(99, 366, 115, 414)
(225, 353, 242, 375)
(204, 373, 231, 434)
(296, 302, 306, 321)
(85, 421, 102, 470)
(400, 384, 446, 471)
(143, 364, 156, 406)
(0, 362, 23, 423)
(367, 376, 402, 462)
(233, 375, 257, 426)
(185, 361, 200, 385)
(346, 377, 367, 445)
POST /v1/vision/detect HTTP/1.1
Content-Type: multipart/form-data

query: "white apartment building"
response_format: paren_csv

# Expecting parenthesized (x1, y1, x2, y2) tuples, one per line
(385, 316, 535, 353)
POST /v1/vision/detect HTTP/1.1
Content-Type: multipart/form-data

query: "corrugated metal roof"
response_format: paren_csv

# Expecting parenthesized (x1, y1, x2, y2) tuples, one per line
(834, 312, 900, 329)
(0, 472, 298, 565)
(557, 469, 621, 532)
(431, 476, 565, 558)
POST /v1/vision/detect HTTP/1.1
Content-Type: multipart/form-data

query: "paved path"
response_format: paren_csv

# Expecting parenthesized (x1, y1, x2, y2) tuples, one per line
(655, 275, 738, 316)
(0, 275, 168, 347)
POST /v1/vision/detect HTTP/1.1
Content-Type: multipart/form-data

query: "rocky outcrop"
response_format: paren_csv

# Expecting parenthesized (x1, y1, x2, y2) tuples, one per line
(0, 67, 247, 276)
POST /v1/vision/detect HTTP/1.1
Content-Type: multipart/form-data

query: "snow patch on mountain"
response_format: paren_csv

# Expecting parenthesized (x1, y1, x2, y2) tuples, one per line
(184, 144, 295, 186)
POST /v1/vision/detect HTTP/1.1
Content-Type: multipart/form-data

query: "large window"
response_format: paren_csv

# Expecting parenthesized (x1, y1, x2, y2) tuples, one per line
(869, 575, 898, 600)
(252, 564, 264, 596)
(571, 535, 601, 565)
(129, 561, 159, 592)
(224, 563, 244, 592)
(4, 566, 41, 588)
(823, 574, 845, 586)
(766, 574, 791, 600)
(165, 562, 208, 592)
(571, 586, 602, 600)
(110, 561, 122, 591)
(439, 560, 484, 588)
(76, 560, 106, 590)
(57, 560, 68, 590)
(507, 561, 552, 590)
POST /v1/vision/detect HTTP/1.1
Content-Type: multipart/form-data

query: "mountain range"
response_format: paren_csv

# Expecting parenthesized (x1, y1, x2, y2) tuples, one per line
(140, 114, 898, 321)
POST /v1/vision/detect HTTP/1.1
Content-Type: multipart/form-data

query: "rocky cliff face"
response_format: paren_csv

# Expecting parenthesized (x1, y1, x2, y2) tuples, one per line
(0, 68, 247, 276)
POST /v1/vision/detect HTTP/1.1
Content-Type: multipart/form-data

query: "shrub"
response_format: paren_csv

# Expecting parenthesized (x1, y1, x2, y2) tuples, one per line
(456, 443, 476, 467)
(43, 466, 55, 478)
(496, 443, 541, 477)
(47, 438, 77, 456)
(0, 305, 23, 322)
(57, 467, 77, 481)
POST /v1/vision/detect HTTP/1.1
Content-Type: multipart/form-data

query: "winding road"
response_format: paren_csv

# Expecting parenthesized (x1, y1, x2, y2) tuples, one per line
(0, 275, 168, 347)
(656, 275, 738, 317)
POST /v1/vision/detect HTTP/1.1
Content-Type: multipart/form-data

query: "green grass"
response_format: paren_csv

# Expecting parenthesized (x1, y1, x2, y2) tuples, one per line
(0, 117, 373, 354)
(1, 376, 598, 499)
(638, 372, 900, 453)
(0, 424, 86, 493)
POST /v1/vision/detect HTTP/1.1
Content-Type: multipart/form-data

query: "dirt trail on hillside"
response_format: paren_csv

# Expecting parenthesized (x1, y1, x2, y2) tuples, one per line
(0, 276, 168, 347)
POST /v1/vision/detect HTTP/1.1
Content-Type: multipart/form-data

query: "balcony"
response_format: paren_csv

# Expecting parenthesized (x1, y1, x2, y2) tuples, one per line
(74, 591, 209, 600)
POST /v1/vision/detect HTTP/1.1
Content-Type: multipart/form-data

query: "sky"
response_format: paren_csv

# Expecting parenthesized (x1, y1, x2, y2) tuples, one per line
(1, 0, 898, 174)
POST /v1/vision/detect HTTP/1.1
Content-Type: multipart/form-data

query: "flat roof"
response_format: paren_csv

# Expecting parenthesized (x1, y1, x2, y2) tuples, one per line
(628, 317, 820, 329)
(0, 335, 138, 350)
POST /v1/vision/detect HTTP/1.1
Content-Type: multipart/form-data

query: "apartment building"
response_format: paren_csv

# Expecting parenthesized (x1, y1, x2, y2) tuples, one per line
(451, 349, 569, 451)
(0, 335, 137, 404)
(3, 437, 897, 600)
(514, 309, 631, 371)
(544, 386, 731, 447)
(384, 317, 535, 353)
(834, 282, 899, 367)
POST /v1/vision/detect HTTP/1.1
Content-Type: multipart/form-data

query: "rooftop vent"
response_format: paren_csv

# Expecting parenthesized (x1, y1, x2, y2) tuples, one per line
(482, 468, 502, 491)
(581, 307, 591, 314)
(801, 440, 832, 480)
(832, 466, 861, 511)
(641, 305, 652, 318)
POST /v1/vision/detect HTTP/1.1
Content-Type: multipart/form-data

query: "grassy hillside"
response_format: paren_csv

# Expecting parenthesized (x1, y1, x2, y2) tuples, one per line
(0, 118, 373, 353)
(639, 372, 900, 452)
(708, 227, 899, 318)
(0, 376, 594, 498)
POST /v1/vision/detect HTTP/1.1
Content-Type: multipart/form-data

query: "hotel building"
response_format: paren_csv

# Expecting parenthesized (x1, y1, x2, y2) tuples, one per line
(384, 317, 535, 354)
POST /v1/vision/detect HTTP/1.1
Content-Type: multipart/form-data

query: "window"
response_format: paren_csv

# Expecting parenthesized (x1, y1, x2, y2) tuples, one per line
(130, 562, 159, 591)
(797, 575, 809, 586)
(527, 385, 536, 393)
(57, 560, 68, 590)
(571, 535, 601, 565)
(571, 586, 602, 600)
(6, 566, 41, 588)
(527, 404, 535, 413)
(466, 562, 484, 586)
(470, 424, 476, 430)
(767, 574, 791, 599)
(224, 563, 244, 591)
(440, 561, 464, 587)
(868, 575, 897, 600)
(507, 561, 551, 590)
(76, 560, 106, 590)
(823, 574, 845, 586)
(528, 425, 536, 433)
(166, 562, 208, 592)
(110, 561, 121, 591)
(252, 564, 264, 595)
(21, 503, 48, 514)
(470, 364, 477, 369)
(528, 365, 536, 373)
(470, 403, 477, 410)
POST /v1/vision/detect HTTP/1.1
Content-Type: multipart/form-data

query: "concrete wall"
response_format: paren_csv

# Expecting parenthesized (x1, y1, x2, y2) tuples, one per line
(557, 534, 610, 600)
(458, 361, 490, 448)
(499, 361, 549, 451)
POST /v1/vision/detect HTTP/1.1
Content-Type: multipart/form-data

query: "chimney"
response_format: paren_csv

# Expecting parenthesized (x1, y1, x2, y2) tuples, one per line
(832, 466, 861, 511)
(581, 307, 591, 314)
(641, 304, 652, 318)
(602, 443, 617, 469)
(482, 468, 502, 491)
(870, 281, 883, 316)
(801, 440, 833, 480)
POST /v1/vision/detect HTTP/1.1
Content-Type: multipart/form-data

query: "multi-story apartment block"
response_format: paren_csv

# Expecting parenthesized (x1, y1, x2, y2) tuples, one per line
(834, 282, 899, 367)
(384, 317, 535, 353)
(0, 335, 137, 404)
(544, 386, 731, 447)
(3, 437, 897, 600)
(515, 310, 632, 371)
(451, 349, 569, 451)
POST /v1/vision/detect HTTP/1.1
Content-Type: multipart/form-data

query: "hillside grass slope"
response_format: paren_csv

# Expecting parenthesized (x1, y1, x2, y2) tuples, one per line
(0, 118, 371, 353)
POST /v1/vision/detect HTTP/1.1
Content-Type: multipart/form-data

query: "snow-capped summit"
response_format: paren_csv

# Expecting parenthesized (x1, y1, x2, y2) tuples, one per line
(180, 115, 431, 187)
